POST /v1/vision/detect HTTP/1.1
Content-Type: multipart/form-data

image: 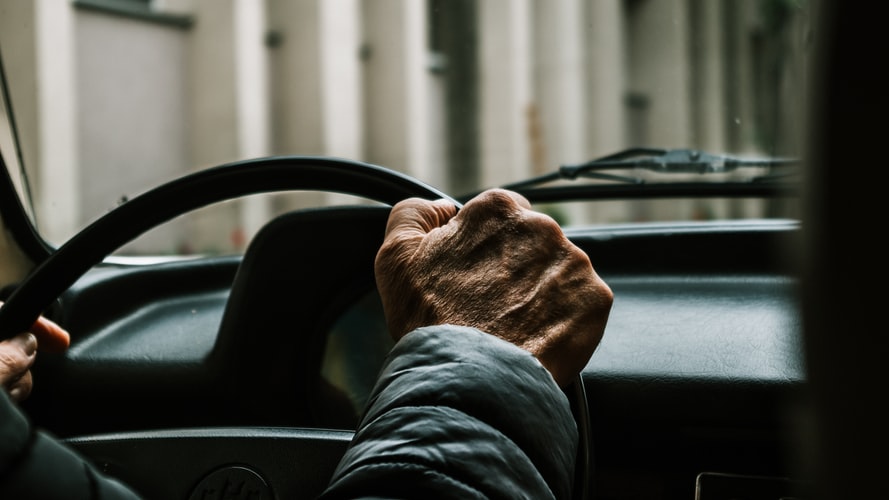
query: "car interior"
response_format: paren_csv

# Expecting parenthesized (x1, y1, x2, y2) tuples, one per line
(1, 1, 886, 499)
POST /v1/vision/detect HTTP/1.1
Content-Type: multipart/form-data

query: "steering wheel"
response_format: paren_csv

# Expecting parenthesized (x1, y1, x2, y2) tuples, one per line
(0, 156, 591, 499)
(0, 156, 454, 337)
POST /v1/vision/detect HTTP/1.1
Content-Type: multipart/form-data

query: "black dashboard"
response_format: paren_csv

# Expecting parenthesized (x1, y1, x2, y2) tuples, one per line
(15, 204, 804, 499)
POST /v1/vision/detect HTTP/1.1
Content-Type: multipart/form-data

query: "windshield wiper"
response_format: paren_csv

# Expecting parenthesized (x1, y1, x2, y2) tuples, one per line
(500, 147, 799, 191)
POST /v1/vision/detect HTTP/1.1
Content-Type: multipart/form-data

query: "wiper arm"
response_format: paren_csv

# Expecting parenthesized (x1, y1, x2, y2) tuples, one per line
(501, 147, 798, 190)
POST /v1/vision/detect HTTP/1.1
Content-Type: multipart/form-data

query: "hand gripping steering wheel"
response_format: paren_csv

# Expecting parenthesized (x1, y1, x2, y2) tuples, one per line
(0, 155, 591, 500)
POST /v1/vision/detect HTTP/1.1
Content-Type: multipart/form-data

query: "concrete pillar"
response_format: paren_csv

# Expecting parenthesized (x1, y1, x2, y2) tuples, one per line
(725, 0, 757, 155)
(320, 0, 362, 160)
(582, 0, 630, 225)
(362, 0, 437, 188)
(625, 0, 691, 148)
(691, 0, 726, 152)
(189, 0, 237, 168)
(267, 0, 323, 156)
(479, 0, 533, 188)
(690, 0, 732, 220)
(319, 0, 365, 205)
(724, 0, 763, 219)
(234, 0, 271, 239)
(532, 0, 587, 224)
(402, 0, 438, 189)
(189, 0, 270, 252)
(585, 0, 626, 156)
(624, 0, 692, 221)
(533, 0, 587, 166)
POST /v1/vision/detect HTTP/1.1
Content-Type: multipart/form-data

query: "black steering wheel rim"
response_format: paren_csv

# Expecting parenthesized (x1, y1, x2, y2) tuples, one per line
(0, 155, 456, 339)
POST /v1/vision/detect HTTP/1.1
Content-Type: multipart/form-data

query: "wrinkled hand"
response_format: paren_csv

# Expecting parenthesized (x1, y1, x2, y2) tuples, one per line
(0, 301, 71, 402)
(0, 331, 38, 402)
(375, 188, 613, 387)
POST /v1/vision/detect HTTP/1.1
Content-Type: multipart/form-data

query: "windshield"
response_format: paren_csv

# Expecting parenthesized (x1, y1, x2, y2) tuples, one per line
(0, 0, 810, 256)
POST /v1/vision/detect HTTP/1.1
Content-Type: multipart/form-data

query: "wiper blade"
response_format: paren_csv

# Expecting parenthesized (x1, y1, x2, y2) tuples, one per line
(501, 147, 798, 191)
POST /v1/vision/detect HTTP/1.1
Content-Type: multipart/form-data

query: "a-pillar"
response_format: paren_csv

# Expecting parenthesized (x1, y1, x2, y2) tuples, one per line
(35, 0, 79, 244)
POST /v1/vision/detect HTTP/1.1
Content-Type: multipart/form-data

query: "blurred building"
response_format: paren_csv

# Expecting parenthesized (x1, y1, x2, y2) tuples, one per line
(0, 0, 808, 254)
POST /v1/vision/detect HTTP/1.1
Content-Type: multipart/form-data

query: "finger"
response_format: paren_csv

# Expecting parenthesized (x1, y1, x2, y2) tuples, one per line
(7, 370, 33, 402)
(29, 314, 70, 353)
(0, 332, 36, 386)
(383, 197, 459, 247)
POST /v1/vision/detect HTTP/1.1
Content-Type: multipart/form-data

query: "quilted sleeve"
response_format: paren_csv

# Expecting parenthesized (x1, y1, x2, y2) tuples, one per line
(0, 390, 140, 499)
(320, 325, 578, 500)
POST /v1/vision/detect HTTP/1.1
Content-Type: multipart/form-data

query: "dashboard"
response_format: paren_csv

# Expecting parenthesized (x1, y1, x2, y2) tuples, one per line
(14, 203, 805, 499)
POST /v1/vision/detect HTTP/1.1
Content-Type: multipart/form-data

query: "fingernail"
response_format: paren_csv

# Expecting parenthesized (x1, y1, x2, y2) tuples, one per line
(21, 332, 38, 356)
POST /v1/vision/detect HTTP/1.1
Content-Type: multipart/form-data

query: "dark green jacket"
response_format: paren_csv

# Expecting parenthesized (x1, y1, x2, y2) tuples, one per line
(0, 389, 138, 499)
(320, 325, 578, 499)
(1, 325, 577, 499)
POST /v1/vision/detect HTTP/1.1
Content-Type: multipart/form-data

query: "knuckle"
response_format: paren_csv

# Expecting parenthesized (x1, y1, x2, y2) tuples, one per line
(463, 189, 521, 218)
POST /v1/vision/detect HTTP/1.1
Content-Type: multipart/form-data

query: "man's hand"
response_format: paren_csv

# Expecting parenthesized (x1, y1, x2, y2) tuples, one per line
(0, 301, 71, 402)
(0, 331, 38, 402)
(375, 188, 613, 387)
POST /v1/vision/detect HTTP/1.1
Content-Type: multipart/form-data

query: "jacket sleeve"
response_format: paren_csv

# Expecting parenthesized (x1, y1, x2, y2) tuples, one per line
(319, 325, 578, 500)
(0, 390, 141, 499)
